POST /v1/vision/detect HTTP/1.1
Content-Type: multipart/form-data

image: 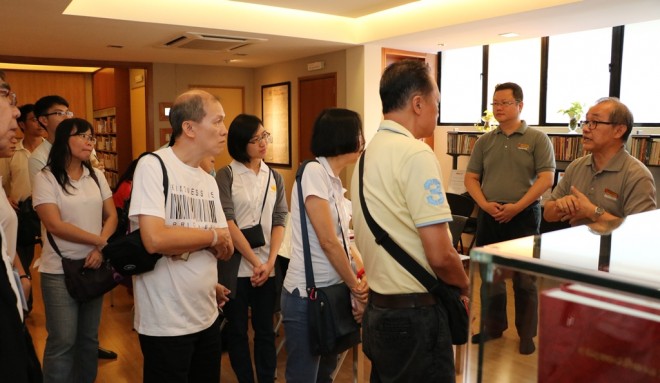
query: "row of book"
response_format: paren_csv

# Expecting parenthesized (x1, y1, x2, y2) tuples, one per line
(550, 135, 584, 162)
(630, 136, 660, 166)
(96, 152, 118, 172)
(103, 171, 119, 189)
(447, 132, 481, 155)
(96, 135, 117, 152)
(94, 117, 117, 134)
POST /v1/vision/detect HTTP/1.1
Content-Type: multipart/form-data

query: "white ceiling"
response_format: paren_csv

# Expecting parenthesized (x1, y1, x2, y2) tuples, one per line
(2, 0, 660, 69)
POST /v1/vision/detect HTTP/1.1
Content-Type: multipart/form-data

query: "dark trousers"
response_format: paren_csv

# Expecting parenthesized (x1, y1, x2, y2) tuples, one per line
(138, 316, 222, 383)
(476, 203, 540, 340)
(0, 256, 42, 383)
(225, 277, 277, 383)
(363, 301, 455, 383)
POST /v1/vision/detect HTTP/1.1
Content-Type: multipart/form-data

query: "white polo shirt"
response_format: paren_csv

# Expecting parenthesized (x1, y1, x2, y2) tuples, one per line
(283, 157, 351, 294)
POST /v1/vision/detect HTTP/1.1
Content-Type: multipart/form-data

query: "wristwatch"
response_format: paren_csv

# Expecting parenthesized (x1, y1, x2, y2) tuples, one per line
(592, 206, 605, 221)
(19, 274, 31, 280)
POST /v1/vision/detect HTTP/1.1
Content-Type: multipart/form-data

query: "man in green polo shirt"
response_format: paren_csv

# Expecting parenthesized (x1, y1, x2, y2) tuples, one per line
(544, 97, 656, 225)
(464, 82, 555, 355)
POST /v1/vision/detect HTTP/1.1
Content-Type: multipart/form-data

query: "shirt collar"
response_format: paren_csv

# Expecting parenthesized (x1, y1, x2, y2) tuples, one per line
(585, 146, 628, 172)
(231, 160, 268, 175)
(494, 120, 528, 136)
(377, 120, 416, 139)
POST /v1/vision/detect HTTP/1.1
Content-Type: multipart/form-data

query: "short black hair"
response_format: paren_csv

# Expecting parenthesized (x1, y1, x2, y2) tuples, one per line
(17, 104, 35, 124)
(34, 95, 69, 118)
(310, 108, 363, 157)
(380, 60, 434, 114)
(227, 114, 263, 163)
(494, 82, 524, 102)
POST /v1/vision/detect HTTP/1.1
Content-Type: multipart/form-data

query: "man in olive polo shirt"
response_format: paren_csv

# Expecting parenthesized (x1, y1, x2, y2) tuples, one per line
(544, 97, 656, 225)
(464, 82, 555, 355)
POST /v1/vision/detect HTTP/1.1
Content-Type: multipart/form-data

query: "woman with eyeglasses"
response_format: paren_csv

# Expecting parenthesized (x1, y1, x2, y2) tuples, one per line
(215, 114, 288, 383)
(32, 118, 117, 383)
(282, 108, 368, 382)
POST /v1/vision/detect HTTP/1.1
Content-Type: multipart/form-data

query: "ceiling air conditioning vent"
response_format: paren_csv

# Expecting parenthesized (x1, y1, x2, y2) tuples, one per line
(160, 32, 266, 51)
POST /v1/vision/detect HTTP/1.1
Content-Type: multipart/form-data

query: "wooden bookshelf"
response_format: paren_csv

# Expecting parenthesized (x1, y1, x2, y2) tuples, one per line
(630, 135, 660, 166)
(92, 68, 132, 188)
(446, 131, 586, 169)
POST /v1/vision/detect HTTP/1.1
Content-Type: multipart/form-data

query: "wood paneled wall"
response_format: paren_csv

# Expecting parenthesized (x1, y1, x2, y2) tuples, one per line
(4, 70, 89, 118)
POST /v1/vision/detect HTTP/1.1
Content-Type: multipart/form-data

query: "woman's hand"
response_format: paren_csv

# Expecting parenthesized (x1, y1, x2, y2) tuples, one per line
(351, 297, 365, 323)
(251, 261, 273, 287)
(84, 248, 104, 269)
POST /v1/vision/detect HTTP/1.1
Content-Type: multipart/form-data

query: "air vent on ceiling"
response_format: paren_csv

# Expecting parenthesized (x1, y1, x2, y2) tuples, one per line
(160, 32, 266, 51)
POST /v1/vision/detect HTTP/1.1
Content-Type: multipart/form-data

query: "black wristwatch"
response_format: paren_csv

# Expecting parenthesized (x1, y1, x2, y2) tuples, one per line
(19, 274, 31, 280)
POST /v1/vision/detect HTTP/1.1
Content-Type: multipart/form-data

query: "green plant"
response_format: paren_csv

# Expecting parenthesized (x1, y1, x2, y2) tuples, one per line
(558, 102, 584, 121)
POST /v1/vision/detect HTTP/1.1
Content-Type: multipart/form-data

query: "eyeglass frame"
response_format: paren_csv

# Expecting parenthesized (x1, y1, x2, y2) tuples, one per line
(248, 131, 272, 145)
(490, 100, 520, 108)
(71, 133, 97, 144)
(44, 110, 74, 118)
(0, 87, 18, 107)
(579, 120, 617, 130)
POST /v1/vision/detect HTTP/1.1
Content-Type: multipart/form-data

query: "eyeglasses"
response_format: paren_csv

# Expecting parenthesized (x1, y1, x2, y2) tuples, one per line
(579, 120, 616, 130)
(248, 131, 272, 145)
(490, 101, 518, 108)
(0, 88, 17, 107)
(44, 110, 74, 118)
(72, 133, 97, 144)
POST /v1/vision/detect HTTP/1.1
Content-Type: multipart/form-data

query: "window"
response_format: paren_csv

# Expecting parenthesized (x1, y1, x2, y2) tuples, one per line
(439, 46, 482, 123)
(546, 28, 611, 124)
(621, 19, 660, 124)
(488, 38, 541, 125)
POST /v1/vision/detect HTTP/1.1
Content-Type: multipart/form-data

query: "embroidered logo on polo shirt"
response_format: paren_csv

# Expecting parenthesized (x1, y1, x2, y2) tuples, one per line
(604, 188, 618, 201)
(424, 178, 445, 206)
(517, 143, 530, 151)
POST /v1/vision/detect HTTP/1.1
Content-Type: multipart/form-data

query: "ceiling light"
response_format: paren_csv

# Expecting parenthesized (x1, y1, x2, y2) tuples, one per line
(499, 32, 519, 38)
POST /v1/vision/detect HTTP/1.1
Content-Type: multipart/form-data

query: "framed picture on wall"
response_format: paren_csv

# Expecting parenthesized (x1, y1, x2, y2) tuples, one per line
(261, 82, 291, 167)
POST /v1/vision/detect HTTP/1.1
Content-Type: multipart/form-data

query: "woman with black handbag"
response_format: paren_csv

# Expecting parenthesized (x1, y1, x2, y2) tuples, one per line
(282, 108, 369, 383)
(216, 114, 288, 383)
(33, 118, 117, 383)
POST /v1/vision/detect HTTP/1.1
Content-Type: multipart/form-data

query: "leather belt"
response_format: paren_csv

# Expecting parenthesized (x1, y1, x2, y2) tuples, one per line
(369, 291, 437, 309)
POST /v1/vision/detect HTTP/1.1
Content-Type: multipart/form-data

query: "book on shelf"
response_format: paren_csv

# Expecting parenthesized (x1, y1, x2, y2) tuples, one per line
(539, 284, 660, 382)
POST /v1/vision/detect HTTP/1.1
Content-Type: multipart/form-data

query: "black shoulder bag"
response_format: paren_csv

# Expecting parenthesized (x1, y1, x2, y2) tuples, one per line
(102, 152, 166, 276)
(298, 159, 361, 356)
(357, 153, 469, 345)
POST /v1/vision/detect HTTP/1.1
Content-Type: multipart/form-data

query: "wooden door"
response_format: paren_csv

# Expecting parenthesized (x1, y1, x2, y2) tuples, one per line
(298, 74, 337, 163)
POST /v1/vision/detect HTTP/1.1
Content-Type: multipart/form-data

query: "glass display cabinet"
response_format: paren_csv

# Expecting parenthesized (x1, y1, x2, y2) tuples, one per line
(463, 209, 660, 383)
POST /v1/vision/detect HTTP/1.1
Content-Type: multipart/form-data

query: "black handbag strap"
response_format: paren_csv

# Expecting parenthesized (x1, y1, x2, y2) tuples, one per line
(296, 160, 319, 294)
(357, 152, 439, 292)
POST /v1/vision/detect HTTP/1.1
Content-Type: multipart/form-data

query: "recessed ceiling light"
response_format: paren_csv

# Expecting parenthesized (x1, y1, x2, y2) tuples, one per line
(499, 32, 519, 38)
(437, 43, 445, 47)
(107, 45, 124, 49)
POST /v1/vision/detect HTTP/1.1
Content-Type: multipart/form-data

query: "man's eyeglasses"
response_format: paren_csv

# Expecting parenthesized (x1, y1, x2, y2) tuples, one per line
(44, 110, 74, 118)
(72, 133, 97, 144)
(579, 120, 616, 130)
(0, 88, 17, 107)
(490, 101, 518, 108)
(248, 132, 272, 145)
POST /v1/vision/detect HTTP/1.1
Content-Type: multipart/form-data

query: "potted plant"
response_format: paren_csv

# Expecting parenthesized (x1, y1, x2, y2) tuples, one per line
(558, 102, 584, 132)
(475, 109, 497, 132)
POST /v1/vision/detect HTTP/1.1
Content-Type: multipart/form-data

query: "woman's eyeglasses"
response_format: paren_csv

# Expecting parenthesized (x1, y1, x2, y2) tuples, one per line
(248, 132, 272, 145)
(72, 133, 97, 144)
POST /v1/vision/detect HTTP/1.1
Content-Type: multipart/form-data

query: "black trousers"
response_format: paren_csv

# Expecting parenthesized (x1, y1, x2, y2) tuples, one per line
(476, 202, 540, 340)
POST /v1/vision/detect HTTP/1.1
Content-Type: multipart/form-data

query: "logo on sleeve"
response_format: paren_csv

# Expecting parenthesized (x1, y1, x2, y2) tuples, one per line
(424, 179, 445, 206)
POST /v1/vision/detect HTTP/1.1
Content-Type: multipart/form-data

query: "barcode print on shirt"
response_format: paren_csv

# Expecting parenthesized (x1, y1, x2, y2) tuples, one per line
(169, 193, 217, 223)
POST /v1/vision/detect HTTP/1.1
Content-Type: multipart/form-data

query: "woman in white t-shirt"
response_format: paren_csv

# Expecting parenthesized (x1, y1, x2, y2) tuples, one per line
(216, 114, 288, 383)
(33, 118, 117, 383)
(282, 108, 369, 382)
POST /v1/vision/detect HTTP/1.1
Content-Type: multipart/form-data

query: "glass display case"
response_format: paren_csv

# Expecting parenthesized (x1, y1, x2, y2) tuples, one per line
(463, 209, 660, 383)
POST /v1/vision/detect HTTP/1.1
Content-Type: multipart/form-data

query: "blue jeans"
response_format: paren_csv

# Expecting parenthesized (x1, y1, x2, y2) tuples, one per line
(41, 272, 103, 383)
(363, 301, 455, 383)
(281, 288, 338, 383)
(225, 277, 277, 383)
(138, 316, 222, 383)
